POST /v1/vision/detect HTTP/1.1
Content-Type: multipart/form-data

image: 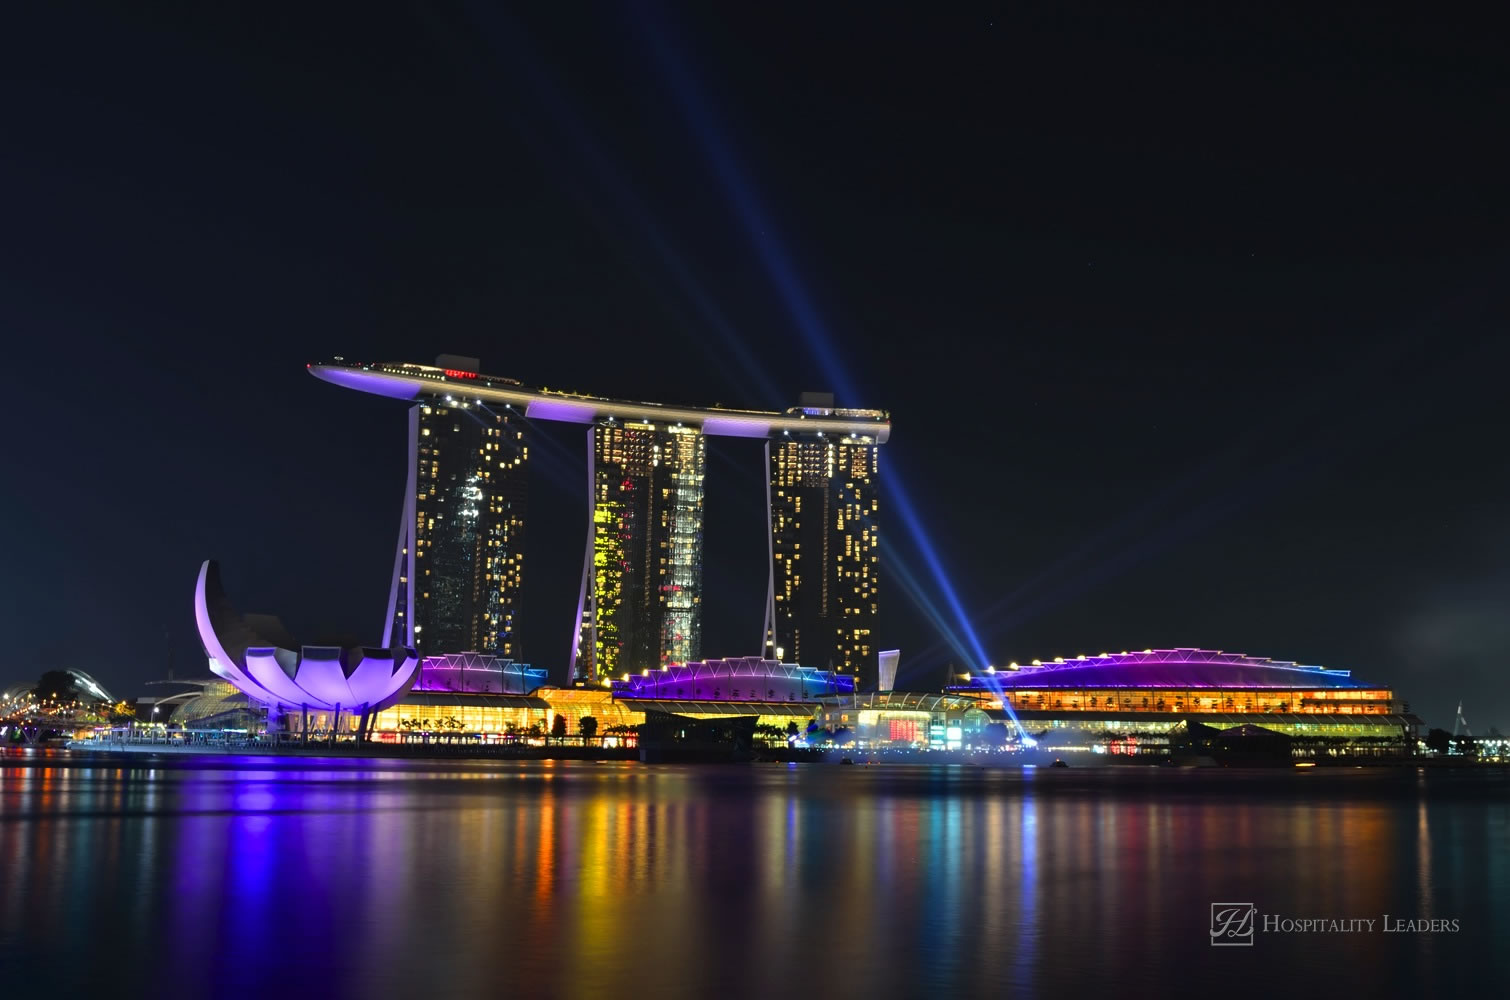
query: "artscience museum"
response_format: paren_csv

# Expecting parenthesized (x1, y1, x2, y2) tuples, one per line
(195, 561, 421, 738)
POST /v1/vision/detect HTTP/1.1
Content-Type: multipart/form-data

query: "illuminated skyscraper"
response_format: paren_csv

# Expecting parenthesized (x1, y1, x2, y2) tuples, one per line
(764, 394, 882, 690)
(574, 421, 705, 680)
(311, 359, 887, 685)
(385, 393, 528, 658)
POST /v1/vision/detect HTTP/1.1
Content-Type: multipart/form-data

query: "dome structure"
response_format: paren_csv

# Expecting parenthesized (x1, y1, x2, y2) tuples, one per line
(0, 683, 34, 712)
(194, 560, 420, 719)
(63, 669, 116, 704)
(610, 656, 854, 701)
(957, 648, 1368, 691)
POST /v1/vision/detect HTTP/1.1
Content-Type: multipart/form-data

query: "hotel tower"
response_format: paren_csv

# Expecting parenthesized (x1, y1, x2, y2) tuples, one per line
(764, 393, 882, 691)
(310, 358, 887, 686)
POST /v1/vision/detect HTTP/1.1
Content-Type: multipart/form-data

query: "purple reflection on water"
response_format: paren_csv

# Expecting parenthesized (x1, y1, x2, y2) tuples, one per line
(0, 755, 1505, 996)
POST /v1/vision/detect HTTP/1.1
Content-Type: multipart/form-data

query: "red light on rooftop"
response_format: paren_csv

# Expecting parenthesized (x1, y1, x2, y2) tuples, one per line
(444, 369, 479, 379)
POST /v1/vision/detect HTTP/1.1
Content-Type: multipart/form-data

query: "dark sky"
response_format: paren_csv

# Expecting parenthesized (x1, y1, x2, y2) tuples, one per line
(2, 3, 1505, 731)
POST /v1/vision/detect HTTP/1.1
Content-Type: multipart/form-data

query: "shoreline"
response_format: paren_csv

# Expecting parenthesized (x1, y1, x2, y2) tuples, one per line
(26, 741, 1503, 769)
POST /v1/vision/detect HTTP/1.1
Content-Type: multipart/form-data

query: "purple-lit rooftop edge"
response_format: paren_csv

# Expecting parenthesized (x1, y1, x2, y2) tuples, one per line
(308, 359, 890, 441)
(950, 648, 1374, 691)
(611, 657, 854, 701)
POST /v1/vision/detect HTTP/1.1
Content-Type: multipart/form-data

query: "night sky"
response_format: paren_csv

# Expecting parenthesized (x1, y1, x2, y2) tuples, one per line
(3, 4, 1505, 730)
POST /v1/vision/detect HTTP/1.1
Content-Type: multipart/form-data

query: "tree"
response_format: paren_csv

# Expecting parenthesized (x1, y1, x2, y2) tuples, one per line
(579, 716, 598, 742)
(981, 722, 1010, 748)
(33, 671, 78, 703)
(551, 713, 568, 739)
(785, 721, 800, 739)
(832, 727, 855, 746)
(1424, 728, 1451, 754)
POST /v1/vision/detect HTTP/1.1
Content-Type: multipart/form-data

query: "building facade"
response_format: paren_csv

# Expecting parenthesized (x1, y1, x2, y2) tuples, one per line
(766, 406, 882, 689)
(949, 648, 1421, 749)
(575, 421, 705, 681)
(813, 692, 992, 748)
(389, 397, 528, 657)
(310, 360, 889, 682)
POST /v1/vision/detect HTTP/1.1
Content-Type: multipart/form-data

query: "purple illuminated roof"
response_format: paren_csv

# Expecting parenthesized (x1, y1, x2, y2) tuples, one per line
(414, 652, 548, 695)
(611, 656, 854, 701)
(309, 360, 890, 441)
(308, 365, 422, 401)
(955, 648, 1372, 690)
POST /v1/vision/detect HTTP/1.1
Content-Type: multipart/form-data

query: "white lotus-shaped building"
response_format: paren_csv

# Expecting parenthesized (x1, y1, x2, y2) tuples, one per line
(194, 560, 419, 734)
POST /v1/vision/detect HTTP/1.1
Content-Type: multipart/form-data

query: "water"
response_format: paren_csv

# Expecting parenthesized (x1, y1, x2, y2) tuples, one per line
(2, 750, 1507, 996)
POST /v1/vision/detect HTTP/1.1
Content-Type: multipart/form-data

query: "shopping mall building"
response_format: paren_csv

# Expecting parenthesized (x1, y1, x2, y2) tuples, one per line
(369, 654, 843, 738)
(946, 648, 1421, 751)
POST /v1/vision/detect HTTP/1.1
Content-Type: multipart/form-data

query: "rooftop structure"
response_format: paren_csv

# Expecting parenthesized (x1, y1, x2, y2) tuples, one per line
(414, 652, 548, 695)
(0, 669, 115, 711)
(609, 656, 854, 701)
(955, 648, 1371, 691)
(309, 359, 890, 441)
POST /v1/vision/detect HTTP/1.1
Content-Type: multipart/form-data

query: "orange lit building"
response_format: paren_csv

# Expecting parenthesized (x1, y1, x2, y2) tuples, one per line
(949, 648, 1420, 745)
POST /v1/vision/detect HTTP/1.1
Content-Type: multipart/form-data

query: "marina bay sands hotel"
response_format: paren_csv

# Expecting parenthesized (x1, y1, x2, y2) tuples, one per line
(310, 356, 890, 690)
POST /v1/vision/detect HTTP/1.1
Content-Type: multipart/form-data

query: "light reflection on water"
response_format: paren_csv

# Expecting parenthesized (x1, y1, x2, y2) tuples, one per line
(1, 752, 1507, 997)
